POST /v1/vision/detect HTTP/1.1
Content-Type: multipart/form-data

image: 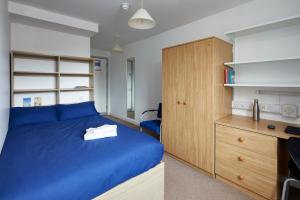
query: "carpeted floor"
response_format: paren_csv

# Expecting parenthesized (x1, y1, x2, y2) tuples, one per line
(104, 115, 253, 199)
(164, 154, 253, 200)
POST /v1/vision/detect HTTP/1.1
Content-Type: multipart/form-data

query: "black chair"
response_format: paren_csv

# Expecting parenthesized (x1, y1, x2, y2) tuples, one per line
(281, 137, 300, 200)
(140, 103, 162, 142)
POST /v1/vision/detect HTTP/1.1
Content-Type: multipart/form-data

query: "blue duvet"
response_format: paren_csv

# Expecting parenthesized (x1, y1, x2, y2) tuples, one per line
(0, 115, 164, 200)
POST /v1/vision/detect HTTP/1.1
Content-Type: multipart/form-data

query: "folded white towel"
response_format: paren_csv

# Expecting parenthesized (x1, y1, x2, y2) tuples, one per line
(84, 125, 117, 140)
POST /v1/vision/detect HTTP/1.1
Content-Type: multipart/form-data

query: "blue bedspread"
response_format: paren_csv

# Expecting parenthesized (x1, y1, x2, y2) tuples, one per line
(0, 115, 164, 200)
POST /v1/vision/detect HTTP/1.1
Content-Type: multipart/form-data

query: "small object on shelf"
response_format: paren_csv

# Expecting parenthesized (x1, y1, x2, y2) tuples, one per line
(253, 99, 260, 121)
(224, 68, 229, 84)
(229, 69, 235, 84)
(224, 68, 235, 84)
(285, 126, 300, 136)
(23, 97, 31, 107)
(267, 124, 276, 130)
(34, 97, 42, 106)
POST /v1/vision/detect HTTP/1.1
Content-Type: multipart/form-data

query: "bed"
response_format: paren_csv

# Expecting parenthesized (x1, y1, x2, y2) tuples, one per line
(0, 102, 164, 200)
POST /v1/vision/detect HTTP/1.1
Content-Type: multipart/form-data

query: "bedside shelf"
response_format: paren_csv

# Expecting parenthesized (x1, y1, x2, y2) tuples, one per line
(12, 51, 57, 59)
(60, 72, 94, 76)
(11, 51, 95, 106)
(13, 71, 59, 76)
(224, 83, 300, 88)
(225, 15, 300, 38)
(60, 56, 94, 62)
(60, 88, 94, 92)
(14, 89, 59, 93)
(224, 56, 300, 67)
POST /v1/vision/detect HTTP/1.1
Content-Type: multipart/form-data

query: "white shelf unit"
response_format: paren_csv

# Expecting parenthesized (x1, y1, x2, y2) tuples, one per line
(11, 51, 95, 106)
(225, 15, 300, 39)
(224, 56, 300, 68)
(224, 15, 300, 89)
(224, 83, 300, 88)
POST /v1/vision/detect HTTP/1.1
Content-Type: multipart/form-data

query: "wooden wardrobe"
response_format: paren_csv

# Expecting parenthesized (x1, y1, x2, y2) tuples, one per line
(162, 37, 232, 174)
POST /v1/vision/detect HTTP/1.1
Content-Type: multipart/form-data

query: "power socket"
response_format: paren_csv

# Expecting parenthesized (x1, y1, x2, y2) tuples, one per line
(232, 101, 252, 110)
(281, 104, 298, 118)
(232, 101, 281, 113)
(260, 103, 280, 113)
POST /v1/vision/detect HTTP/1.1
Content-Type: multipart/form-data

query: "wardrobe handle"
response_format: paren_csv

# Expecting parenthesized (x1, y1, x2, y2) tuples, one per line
(238, 137, 245, 143)
(238, 156, 245, 162)
(177, 101, 181, 105)
(238, 175, 244, 181)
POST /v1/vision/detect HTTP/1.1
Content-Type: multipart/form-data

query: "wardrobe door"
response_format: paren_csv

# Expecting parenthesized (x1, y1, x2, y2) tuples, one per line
(162, 47, 179, 156)
(173, 44, 190, 161)
(185, 39, 214, 173)
(176, 42, 199, 166)
(162, 45, 186, 159)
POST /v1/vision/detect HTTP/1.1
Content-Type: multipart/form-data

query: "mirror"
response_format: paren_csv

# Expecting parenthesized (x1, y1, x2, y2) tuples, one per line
(126, 58, 135, 119)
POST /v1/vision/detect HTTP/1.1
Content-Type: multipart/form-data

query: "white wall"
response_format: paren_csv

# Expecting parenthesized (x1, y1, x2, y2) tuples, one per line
(11, 22, 92, 106)
(91, 48, 111, 58)
(0, 0, 10, 153)
(110, 0, 300, 123)
(11, 22, 90, 57)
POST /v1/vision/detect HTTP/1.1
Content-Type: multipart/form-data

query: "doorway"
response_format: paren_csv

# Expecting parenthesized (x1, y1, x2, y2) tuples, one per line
(93, 57, 108, 114)
(126, 58, 135, 119)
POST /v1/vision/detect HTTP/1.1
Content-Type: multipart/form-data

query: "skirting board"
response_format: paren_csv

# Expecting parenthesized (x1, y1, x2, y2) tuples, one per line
(94, 162, 164, 200)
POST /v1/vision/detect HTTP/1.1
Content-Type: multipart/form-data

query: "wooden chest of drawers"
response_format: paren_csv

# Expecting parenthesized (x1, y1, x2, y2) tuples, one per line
(215, 124, 278, 200)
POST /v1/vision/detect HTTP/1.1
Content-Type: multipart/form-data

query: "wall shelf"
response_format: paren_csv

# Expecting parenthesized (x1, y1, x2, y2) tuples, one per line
(60, 88, 94, 92)
(12, 50, 58, 59)
(60, 72, 94, 76)
(60, 56, 94, 62)
(224, 56, 300, 67)
(11, 50, 94, 62)
(13, 88, 94, 93)
(13, 71, 59, 76)
(224, 83, 300, 88)
(14, 89, 59, 93)
(225, 15, 300, 38)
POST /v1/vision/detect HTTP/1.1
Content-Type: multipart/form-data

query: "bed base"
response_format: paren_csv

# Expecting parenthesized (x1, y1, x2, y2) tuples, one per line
(94, 162, 164, 200)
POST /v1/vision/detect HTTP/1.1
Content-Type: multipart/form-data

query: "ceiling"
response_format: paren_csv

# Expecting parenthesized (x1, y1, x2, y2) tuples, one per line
(11, 0, 251, 50)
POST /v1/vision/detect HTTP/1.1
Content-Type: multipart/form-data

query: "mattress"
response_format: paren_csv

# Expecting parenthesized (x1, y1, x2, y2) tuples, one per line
(0, 115, 164, 200)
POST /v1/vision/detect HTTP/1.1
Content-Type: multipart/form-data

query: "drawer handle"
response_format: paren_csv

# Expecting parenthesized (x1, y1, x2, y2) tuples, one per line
(238, 137, 245, 143)
(183, 101, 187, 105)
(238, 156, 245, 161)
(177, 101, 181, 105)
(238, 175, 244, 181)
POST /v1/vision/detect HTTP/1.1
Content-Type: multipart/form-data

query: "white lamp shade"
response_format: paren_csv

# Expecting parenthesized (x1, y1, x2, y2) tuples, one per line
(128, 8, 156, 29)
(111, 43, 124, 52)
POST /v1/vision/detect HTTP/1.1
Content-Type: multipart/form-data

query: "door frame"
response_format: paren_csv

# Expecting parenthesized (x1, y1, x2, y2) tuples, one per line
(126, 57, 136, 119)
(92, 56, 109, 114)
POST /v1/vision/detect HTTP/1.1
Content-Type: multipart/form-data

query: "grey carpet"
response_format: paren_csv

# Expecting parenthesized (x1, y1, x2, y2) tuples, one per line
(164, 154, 253, 200)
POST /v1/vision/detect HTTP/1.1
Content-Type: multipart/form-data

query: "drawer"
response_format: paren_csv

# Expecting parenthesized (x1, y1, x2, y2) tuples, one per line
(216, 141, 277, 180)
(216, 125, 277, 158)
(216, 155, 277, 199)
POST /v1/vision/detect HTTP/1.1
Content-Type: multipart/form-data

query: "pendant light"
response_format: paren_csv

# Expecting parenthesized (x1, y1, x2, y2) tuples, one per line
(111, 43, 124, 52)
(111, 35, 124, 53)
(128, 0, 156, 30)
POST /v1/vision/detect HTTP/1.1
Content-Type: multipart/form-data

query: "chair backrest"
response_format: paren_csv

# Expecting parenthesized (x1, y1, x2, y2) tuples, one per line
(157, 103, 162, 119)
(288, 137, 300, 171)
